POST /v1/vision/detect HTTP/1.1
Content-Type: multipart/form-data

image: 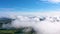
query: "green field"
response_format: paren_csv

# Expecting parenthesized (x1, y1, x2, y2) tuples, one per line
(0, 30, 17, 34)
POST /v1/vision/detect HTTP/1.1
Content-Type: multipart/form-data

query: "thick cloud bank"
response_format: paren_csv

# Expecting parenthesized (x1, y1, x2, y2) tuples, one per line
(0, 12, 60, 34)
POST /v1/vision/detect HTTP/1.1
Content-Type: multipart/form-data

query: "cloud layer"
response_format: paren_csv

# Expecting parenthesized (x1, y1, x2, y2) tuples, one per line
(1, 12, 60, 34)
(10, 13, 60, 34)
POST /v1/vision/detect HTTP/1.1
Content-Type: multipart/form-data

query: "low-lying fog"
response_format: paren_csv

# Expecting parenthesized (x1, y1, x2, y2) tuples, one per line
(0, 12, 60, 34)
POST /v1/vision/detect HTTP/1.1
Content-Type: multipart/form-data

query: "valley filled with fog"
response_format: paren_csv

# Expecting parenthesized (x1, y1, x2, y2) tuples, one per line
(0, 12, 60, 34)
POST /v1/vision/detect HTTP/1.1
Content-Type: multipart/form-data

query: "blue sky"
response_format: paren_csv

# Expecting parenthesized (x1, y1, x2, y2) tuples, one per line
(0, 0, 60, 12)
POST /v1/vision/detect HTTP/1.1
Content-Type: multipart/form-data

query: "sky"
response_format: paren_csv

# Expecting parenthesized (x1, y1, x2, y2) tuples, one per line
(0, 0, 60, 12)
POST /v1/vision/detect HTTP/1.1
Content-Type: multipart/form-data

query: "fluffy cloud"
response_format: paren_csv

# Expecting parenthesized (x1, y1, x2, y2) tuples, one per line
(11, 13, 60, 34)
(10, 12, 60, 34)
(40, 0, 60, 3)
(1, 12, 60, 34)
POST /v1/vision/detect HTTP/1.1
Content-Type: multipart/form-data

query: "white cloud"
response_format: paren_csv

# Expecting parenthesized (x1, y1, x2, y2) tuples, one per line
(40, 0, 60, 3)
(1, 12, 60, 34)
(10, 13, 60, 34)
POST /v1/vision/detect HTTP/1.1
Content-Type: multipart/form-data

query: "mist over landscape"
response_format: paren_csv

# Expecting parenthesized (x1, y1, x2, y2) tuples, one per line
(0, 12, 60, 34)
